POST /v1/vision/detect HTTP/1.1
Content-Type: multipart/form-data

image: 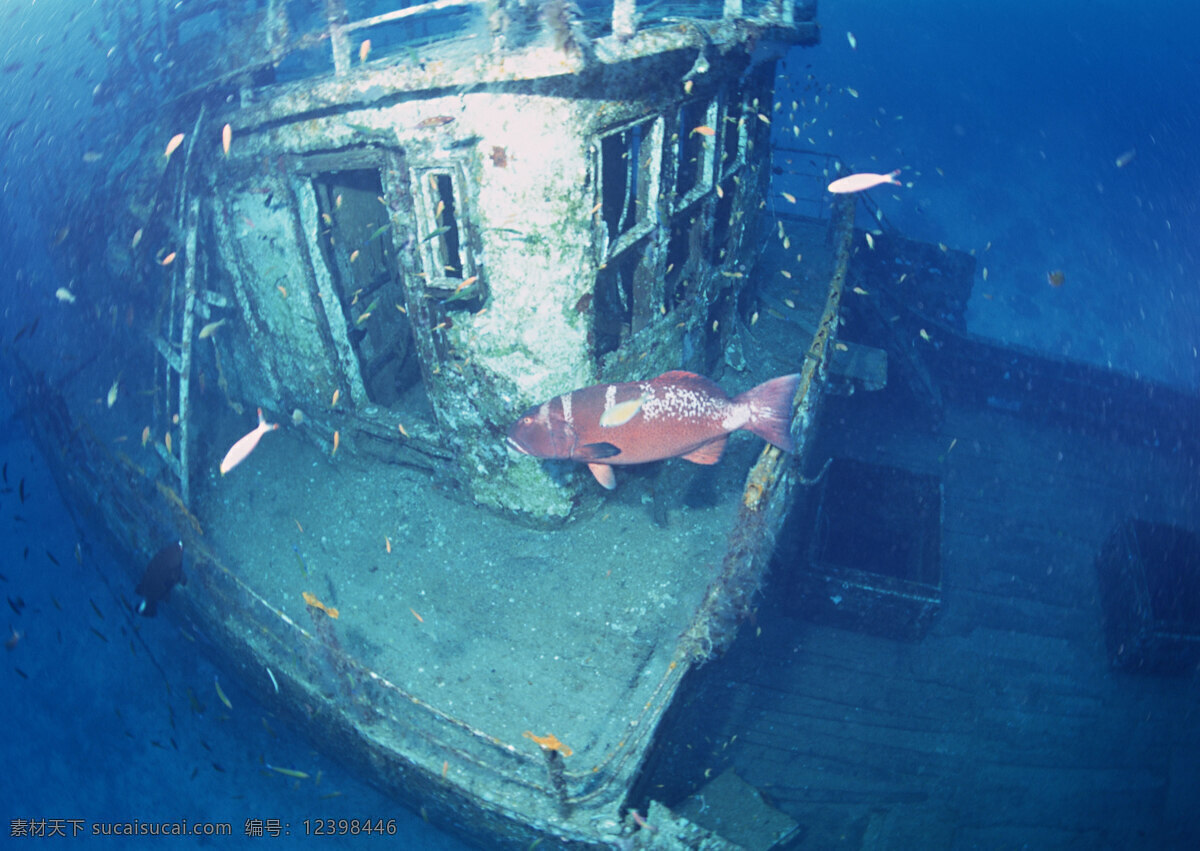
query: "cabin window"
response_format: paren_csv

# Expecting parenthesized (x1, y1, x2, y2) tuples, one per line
(663, 211, 705, 312)
(593, 236, 655, 359)
(710, 176, 738, 265)
(719, 96, 746, 180)
(674, 98, 716, 210)
(311, 168, 422, 408)
(595, 117, 662, 260)
(415, 168, 473, 294)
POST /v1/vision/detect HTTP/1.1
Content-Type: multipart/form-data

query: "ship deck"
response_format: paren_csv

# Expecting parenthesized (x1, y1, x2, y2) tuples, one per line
(638, 370, 1200, 849)
(4, 200, 846, 846)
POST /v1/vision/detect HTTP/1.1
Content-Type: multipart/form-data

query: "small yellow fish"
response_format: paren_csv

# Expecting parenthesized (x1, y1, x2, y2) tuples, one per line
(684, 79, 693, 94)
(982, 267, 989, 281)
(331, 388, 340, 408)
(165, 431, 173, 454)
(847, 87, 859, 98)
(359, 39, 371, 63)
(267, 764, 310, 779)
(82, 151, 103, 163)
(302, 591, 339, 619)
(214, 675, 232, 711)
(106, 379, 119, 409)
(385, 537, 392, 554)
(397, 422, 409, 438)
(277, 285, 288, 298)
(164, 133, 185, 159)
(864, 233, 875, 250)
(452, 275, 479, 295)
(55, 287, 76, 304)
(781, 192, 797, 204)
(198, 318, 226, 339)
(852, 286, 869, 295)
(690, 125, 716, 137)
(221, 123, 232, 156)
(523, 731, 573, 757)
(349, 249, 360, 263)
(141, 426, 150, 446)
(919, 328, 932, 343)
(160, 251, 177, 266)
(834, 342, 849, 351)
(332, 430, 340, 455)
(130, 228, 143, 249)
(846, 31, 857, 50)
(409, 607, 424, 623)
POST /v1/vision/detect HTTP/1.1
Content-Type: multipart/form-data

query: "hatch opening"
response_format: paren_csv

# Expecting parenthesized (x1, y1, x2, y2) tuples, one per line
(774, 458, 943, 640)
(1097, 519, 1200, 674)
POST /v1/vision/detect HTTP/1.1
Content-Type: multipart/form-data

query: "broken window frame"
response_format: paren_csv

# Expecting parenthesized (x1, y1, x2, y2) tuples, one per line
(592, 115, 664, 264)
(672, 97, 718, 214)
(719, 92, 747, 182)
(412, 166, 474, 293)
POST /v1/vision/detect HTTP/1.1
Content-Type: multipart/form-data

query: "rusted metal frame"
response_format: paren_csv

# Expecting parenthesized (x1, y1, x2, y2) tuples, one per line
(278, 173, 363, 403)
(178, 197, 201, 506)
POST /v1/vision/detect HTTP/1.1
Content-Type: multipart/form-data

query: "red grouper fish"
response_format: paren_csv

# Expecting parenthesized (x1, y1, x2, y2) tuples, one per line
(507, 370, 801, 489)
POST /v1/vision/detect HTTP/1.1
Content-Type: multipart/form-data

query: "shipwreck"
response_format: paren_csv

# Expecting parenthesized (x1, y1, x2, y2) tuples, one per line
(8, 0, 1198, 847)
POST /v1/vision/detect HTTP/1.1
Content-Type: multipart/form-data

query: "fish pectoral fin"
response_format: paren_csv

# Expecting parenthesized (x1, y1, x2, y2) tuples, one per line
(587, 463, 617, 490)
(576, 442, 620, 460)
(681, 436, 728, 465)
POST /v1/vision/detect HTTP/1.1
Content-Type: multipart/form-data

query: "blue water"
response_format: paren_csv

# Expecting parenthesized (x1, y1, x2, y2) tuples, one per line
(774, 0, 1199, 388)
(1, 0, 1197, 847)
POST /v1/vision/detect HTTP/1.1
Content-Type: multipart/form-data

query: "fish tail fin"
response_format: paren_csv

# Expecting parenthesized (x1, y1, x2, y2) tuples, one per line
(735, 373, 800, 452)
(888, 169, 902, 183)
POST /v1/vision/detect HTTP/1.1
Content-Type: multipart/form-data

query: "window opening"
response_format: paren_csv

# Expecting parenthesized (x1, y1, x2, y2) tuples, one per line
(675, 98, 716, 208)
(593, 237, 653, 359)
(596, 117, 661, 260)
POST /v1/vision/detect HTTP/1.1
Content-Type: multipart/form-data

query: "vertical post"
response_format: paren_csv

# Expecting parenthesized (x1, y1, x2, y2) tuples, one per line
(612, 0, 637, 40)
(178, 197, 200, 507)
(326, 0, 351, 75)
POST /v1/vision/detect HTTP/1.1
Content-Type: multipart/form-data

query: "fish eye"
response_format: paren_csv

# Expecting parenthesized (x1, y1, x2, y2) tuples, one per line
(522, 416, 533, 424)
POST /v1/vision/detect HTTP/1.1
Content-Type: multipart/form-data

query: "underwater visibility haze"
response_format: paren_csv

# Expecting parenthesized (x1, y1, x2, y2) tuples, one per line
(1, 0, 1197, 848)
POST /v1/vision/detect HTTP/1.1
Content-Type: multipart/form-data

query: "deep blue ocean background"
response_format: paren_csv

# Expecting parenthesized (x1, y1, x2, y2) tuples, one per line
(1, 0, 1196, 847)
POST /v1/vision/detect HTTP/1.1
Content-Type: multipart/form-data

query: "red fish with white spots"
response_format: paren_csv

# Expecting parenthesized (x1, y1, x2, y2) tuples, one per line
(507, 370, 800, 489)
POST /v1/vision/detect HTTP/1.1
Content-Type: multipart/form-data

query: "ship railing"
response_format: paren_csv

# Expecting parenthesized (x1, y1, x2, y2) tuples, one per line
(770, 143, 900, 236)
(98, 0, 814, 103)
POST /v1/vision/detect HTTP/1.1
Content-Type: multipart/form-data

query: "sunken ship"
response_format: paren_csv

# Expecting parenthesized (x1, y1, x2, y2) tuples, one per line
(8, 0, 1199, 847)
